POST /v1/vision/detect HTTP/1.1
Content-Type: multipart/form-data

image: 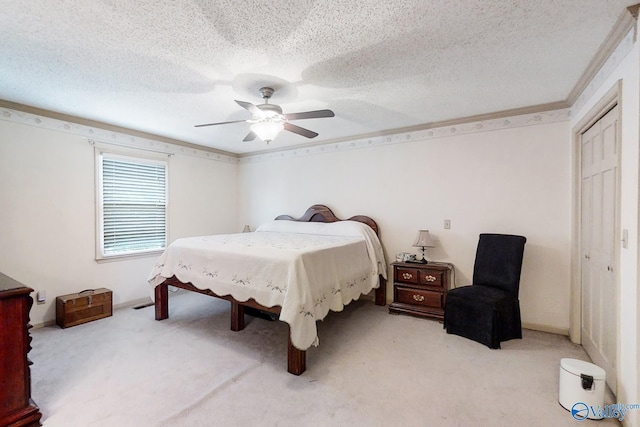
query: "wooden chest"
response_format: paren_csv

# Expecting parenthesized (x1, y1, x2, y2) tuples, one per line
(56, 288, 113, 328)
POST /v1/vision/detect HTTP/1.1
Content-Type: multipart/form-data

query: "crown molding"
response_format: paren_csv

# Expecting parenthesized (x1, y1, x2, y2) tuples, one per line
(239, 107, 570, 164)
(566, 5, 639, 105)
(240, 101, 569, 159)
(1, 99, 569, 165)
(0, 100, 238, 163)
(570, 23, 635, 116)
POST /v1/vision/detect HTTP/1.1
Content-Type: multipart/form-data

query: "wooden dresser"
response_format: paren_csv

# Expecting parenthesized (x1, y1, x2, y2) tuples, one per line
(389, 262, 452, 321)
(0, 273, 42, 427)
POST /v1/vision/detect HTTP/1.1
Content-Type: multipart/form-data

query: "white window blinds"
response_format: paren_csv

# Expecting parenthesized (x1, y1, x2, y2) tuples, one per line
(98, 153, 167, 258)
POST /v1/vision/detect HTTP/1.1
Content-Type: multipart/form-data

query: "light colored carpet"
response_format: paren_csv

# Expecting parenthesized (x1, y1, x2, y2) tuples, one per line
(30, 291, 618, 426)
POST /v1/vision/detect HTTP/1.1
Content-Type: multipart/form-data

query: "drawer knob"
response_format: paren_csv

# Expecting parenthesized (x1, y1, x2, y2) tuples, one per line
(424, 275, 437, 282)
(402, 273, 413, 280)
(413, 294, 425, 302)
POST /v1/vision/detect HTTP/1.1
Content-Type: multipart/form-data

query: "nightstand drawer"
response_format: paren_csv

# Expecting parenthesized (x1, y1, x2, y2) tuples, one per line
(419, 270, 443, 287)
(395, 287, 442, 309)
(396, 267, 419, 284)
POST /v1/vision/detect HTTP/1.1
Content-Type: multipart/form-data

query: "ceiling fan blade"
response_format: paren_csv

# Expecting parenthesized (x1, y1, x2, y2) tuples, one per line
(283, 123, 318, 139)
(236, 100, 263, 116)
(243, 131, 257, 142)
(283, 109, 335, 121)
(195, 119, 246, 128)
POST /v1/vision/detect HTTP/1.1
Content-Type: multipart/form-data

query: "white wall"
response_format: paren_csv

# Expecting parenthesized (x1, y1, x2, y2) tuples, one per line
(238, 119, 572, 333)
(0, 120, 239, 325)
(570, 30, 639, 426)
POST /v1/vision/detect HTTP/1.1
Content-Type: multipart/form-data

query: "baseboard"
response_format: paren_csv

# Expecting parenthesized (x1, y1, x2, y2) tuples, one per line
(31, 320, 56, 329)
(115, 297, 153, 310)
(522, 322, 569, 336)
(31, 297, 153, 329)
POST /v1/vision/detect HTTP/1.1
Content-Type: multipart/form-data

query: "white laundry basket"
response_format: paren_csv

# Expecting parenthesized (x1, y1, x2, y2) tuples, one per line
(559, 358, 606, 420)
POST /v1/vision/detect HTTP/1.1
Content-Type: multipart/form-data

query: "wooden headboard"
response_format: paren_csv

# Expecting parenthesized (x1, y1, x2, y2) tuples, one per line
(275, 204, 379, 236)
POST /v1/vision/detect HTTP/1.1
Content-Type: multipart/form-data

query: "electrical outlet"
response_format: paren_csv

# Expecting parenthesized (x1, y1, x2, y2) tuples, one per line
(444, 219, 451, 229)
(36, 290, 46, 304)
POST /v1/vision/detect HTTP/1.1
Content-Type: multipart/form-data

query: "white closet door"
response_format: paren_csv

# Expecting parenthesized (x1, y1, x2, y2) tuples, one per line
(580, 105, 619, 392)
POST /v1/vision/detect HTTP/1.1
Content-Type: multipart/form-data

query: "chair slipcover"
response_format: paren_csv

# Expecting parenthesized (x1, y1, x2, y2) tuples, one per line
(444, 233, 526, 349)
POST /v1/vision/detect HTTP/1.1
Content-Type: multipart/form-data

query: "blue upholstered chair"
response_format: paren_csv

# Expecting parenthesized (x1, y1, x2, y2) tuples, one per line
(444, 233, 526, 349)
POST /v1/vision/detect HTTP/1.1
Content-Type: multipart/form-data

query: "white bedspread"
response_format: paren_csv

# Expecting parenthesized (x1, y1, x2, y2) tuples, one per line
(148, 220, 386, 350)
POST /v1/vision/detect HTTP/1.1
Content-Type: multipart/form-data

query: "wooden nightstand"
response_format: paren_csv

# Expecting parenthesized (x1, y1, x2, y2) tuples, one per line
(389, 262, 452, 321)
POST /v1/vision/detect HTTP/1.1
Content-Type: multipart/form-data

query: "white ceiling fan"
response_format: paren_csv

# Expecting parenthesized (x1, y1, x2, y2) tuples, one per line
(195, 87, 335, 143)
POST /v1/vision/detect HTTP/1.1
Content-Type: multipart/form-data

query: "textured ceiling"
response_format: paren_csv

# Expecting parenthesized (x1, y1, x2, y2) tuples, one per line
(0, 1, 636, 154)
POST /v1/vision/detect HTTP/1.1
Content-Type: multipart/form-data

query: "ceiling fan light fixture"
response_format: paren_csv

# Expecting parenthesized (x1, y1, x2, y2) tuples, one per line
(250, 120, 284, 143)
(195, 86, 334, 143)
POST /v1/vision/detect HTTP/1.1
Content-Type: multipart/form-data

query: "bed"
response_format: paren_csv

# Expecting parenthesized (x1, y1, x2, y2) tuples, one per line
(148, 205, 387, 375)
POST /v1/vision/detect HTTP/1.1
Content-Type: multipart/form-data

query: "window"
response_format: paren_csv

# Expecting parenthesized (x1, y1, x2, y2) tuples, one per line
(96, 150, 168, 259)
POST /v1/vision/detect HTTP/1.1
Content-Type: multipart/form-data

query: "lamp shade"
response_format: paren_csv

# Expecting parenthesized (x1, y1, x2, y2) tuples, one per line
(250, 120, 284, 143)
(413, 230, 435, 248)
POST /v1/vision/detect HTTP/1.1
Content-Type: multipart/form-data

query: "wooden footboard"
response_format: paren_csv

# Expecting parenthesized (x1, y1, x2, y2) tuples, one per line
(154, 275, 386, 375)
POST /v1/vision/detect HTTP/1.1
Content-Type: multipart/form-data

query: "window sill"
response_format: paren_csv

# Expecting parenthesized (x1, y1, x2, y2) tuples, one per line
(95, 250, 164, 263)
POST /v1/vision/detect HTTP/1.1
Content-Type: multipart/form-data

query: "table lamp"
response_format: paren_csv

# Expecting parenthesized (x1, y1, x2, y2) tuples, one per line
(412, 230, 435, 263)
